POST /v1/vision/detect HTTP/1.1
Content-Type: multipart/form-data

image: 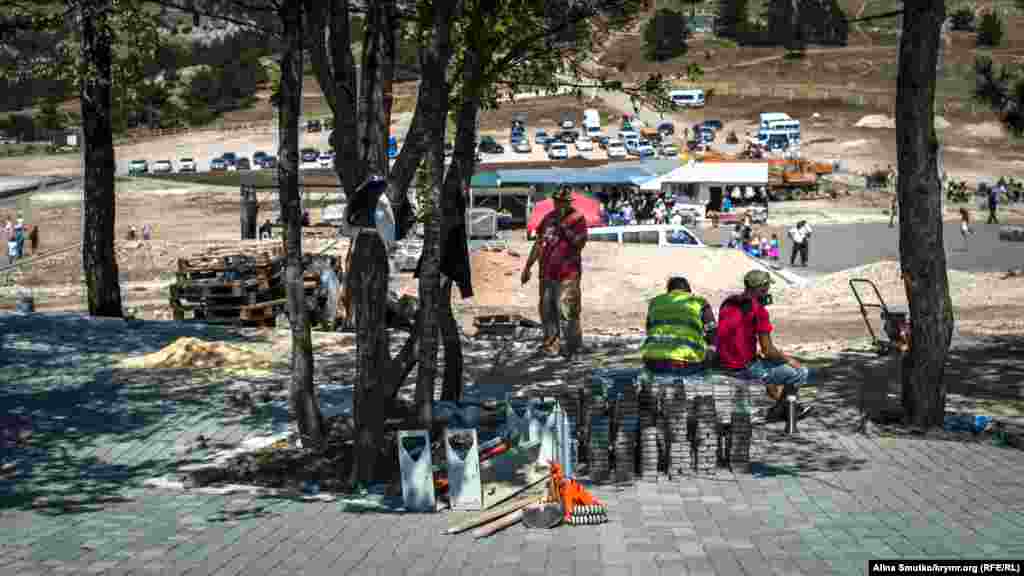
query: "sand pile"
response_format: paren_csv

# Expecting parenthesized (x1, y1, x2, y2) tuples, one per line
(775, 260, 1012, 310)
(120, 337, 273, 369)
(962, 122, 1007, 140)
(855, 115, 895, 129)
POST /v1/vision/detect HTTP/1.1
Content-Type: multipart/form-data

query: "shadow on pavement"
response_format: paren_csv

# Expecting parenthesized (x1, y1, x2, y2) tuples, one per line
(0, 313, 271, 513)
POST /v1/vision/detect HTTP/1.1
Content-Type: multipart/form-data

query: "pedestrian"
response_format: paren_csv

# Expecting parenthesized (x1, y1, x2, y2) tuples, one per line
(28, 225, 38, 255)
(13, 225, 25, 260)
(770, 233, 780, 262)
(889, 195, 898, 228)
(788, 220, 812, 267)
(521, 185, 587, 358)
(142, 223, 152, 241)
(128, 225, 137, 241)
(959, 207, 973, 251)
(987, 182, 999, 224)
(7, 236, 17, 263)
(760, 236, 771, 259)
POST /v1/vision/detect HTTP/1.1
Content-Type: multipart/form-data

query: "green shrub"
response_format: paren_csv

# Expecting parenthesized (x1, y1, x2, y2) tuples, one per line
(950, 7, 975, 31)
(23, 144, 36, 154)
(977, 11, 1003, 47)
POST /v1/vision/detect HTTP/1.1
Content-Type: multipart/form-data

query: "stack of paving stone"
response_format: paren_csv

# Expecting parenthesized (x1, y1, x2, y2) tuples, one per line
(587, 372, 611, 484)
(728, 377, 753, 473)
(638, 374, 659, 480)
(692, 380, 718, 475)
(561, 381, 581, 476)
(665, 384, 691, 479)
(614, 381, 638, 484)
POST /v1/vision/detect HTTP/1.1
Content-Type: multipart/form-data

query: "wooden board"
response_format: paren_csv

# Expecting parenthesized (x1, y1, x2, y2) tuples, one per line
(443, 484, 547, 534)
(479, 440, 549, 510)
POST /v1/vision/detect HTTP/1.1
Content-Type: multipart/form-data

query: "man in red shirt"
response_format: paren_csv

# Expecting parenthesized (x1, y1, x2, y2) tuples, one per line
(717, 270, 813, 421)
(521, 185, 587, 357)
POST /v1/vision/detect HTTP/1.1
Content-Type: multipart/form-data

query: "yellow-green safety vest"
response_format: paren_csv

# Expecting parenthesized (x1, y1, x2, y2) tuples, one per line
(640, 291, 708, 364)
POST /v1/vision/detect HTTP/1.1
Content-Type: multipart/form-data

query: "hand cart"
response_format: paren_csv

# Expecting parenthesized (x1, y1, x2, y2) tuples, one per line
(849, 278, 910, 356)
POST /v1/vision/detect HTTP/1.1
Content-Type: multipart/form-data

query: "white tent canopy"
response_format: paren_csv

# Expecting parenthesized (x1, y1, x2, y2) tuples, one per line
(640, 162, 770, 191)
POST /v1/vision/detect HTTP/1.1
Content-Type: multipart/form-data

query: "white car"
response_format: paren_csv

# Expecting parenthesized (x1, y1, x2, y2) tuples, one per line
(178, 158, 196, 172)
(561, 119, 575, 130)
(659, 143, 680, 157)
(547, 142, 569, 160)
(575, 139, 593, 152)
(606, 140, 627, 158)
(151, 160, 173, 174)
(318, 151, 335, 168)
(618, 130, 639, 141)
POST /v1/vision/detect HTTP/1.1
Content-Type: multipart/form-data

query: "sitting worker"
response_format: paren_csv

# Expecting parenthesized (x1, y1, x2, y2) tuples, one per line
(640, 275, 717, 377)
(717, 270, 813, 421)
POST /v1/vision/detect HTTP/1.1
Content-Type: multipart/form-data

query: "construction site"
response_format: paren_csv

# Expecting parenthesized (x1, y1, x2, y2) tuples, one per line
(3, 10, 1024, 551)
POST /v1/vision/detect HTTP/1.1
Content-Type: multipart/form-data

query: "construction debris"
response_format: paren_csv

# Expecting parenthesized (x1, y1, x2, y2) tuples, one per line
(119, 337, 272, 369)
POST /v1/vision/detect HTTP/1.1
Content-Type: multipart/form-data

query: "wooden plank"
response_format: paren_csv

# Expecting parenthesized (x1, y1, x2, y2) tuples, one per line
(443, 484, 547, 535)
(479, 441, 549, 510)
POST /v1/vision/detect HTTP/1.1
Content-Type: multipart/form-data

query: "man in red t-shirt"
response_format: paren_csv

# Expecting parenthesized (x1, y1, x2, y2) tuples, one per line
(717, 270, 813, 421)
(521, 185, 588, 357)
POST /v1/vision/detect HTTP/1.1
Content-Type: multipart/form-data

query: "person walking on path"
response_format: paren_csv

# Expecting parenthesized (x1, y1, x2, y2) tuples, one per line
(788, 220, 812, 267)
(987, 183, 1000, 224)
(717, 270, 814, 422)
(959, 207, 974, 251)
(521, 185, 588, 358)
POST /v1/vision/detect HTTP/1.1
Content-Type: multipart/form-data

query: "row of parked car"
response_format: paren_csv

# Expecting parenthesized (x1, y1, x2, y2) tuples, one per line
(127, 148, 336, 175)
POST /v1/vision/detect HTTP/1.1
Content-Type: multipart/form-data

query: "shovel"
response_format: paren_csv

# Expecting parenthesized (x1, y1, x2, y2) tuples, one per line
(521, 502, 563, 529)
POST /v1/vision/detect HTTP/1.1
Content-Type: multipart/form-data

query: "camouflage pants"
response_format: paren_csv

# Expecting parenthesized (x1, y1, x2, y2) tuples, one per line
(540, 276, 582, 354)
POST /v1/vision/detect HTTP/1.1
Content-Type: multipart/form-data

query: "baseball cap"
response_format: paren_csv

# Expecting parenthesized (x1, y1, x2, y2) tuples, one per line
(743, 269, 773, 290)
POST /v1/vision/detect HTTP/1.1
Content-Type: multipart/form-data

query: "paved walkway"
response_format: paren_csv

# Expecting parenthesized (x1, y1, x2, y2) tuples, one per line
(3, 313, 1024, 576)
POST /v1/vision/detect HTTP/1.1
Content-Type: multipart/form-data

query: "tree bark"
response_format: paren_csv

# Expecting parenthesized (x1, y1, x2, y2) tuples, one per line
(279, 0, 322, 447)
(80, 0, 122, 318)
(439, 276, 464, 402)
(896, 0, 954, 429)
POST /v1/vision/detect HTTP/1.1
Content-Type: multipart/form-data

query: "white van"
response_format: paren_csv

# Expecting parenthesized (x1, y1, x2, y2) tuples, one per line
(759, 113, 801, 143)
(583, 108, 602, 140)
(670, 89, 705, 108)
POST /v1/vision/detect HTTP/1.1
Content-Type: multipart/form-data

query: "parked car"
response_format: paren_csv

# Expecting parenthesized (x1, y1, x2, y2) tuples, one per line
(659, 143, 680, 157)
(606, 140, 627, 158)
(236, 158, 251, 171)
(514, 139, 532, 153)
(209, 158, 227, 171)
(558, 130, 578, 144)
(560, 118, 575, 130)
(698, 127, 716, 143)
(178, 158, 196, 173)
(319, 151, 335, 168)
(510, 132, 525, 146)
(252, 151, 269, 164)
(300, 148, 319, 163)
(596, 135, 611, 149)
(128, 159, 148, 175)
(702, 119, 724, 131)
(151, 160, 173, 174)
(575, 138, 593, 152)
(478, 136, 504, 154)
(306, 119, 322, 133)
(635, 140, 656, 157)
(547, 142, 569, 160)
(257, 155, 277, 169)
(534, 129, 550, 146)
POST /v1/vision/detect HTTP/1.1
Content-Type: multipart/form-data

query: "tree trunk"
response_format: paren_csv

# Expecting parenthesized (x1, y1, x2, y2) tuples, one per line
(280, 0, 322, 447)
(416, 163, 441, 427)
(348, 230, 391, 486)
(439, 276, 464, 402)
(80, 0, 122, 318)
(896, 0, 954, 430)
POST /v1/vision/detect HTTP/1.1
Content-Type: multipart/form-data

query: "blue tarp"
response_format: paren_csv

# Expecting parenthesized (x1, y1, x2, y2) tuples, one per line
(494, 160, 678, 187)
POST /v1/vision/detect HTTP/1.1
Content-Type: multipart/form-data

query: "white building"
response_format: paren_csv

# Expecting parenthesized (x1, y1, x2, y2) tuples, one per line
(640, 161, 770, 213)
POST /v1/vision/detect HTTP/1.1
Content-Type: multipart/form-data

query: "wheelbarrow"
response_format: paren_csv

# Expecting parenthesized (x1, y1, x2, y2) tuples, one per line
(849, 278, 910, 356)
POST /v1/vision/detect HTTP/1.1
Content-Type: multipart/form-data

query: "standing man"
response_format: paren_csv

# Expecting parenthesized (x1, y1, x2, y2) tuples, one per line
(788, 220, 812, 267)
(717, 270, 813, 422)
(521, 185, 587, 357)
(987, 183, 1000, 224)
